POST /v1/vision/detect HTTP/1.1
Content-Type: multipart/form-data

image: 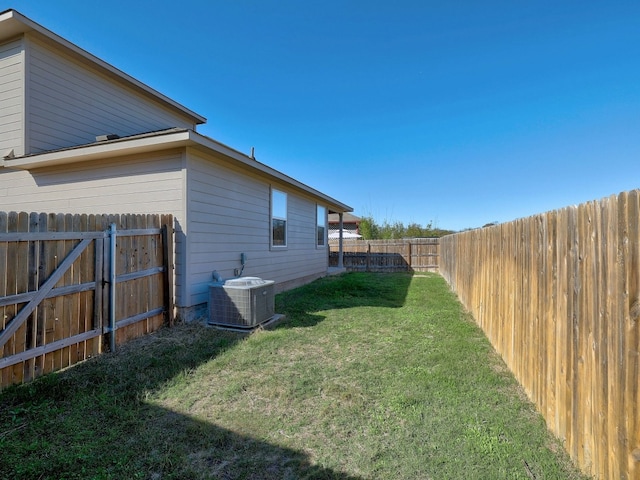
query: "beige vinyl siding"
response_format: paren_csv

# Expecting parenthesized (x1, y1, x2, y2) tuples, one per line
(25, 35, 195, 154)
(186, 152, 268, 306)
(0, 151, 182, 210)
(186, 151, 328, 306)
(0, 39, 24, 157)
(0, 149, 188, 304)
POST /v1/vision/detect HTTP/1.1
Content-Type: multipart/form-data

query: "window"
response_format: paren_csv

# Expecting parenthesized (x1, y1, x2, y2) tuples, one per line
(271, 188, 287, 247)
(317, 205, 326, 246)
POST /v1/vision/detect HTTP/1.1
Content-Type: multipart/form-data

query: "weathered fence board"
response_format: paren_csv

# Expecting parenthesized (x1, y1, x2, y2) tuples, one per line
(439, 190, 640, 480)
(0, 212, 174, 389)
(329, 238, 439, 272)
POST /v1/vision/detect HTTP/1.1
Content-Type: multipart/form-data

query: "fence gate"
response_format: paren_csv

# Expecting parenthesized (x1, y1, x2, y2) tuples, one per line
(0, 212, 173, 388)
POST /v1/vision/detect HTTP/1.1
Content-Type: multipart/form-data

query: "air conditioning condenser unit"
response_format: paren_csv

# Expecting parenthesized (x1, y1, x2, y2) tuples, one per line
(208, 277, 275, 329)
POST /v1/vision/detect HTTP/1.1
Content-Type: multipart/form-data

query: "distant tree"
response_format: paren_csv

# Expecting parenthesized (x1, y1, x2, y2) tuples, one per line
(427, 227, 456, 237)
(358, 216, 379, 240)
(406, 222, 424, 238)
(482, 221, 499, 228)
(356, 216, 454, 239)
(379, 220, 405, 239)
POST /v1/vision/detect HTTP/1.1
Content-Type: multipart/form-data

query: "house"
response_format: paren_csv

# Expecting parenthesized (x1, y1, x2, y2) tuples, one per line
(328, 212, 361, 238)
(0, 9, 352, 321)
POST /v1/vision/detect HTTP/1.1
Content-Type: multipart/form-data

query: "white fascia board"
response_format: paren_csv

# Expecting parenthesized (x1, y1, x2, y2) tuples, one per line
(2, 130, 193, 169)
(0, 9, 206, 125)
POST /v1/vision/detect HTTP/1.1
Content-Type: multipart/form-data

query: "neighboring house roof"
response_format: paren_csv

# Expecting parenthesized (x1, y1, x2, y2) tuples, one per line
(3, 127, 353, 214)
(328, 213, 361, 224)
(0, 9, 206, 126)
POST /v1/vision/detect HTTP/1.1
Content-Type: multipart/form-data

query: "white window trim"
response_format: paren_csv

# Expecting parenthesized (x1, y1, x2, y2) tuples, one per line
(271, 187, 287, 249)
(316, 204, 327, 248)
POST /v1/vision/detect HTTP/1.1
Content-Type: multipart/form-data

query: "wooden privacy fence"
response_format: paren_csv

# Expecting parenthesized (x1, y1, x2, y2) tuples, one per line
(439, 190, 640, 480)
(329, 238, 439, 272)
(0, 212, 174, 389)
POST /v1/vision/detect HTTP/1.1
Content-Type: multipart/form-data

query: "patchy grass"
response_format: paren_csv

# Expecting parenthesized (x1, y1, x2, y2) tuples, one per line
(0, 273, 589, 479)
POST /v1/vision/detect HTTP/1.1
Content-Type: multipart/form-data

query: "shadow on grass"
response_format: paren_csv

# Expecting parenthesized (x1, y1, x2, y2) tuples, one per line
(0, 273, 411, 478)
(275, 272, 414, 329)
(0, 323, 362, 479)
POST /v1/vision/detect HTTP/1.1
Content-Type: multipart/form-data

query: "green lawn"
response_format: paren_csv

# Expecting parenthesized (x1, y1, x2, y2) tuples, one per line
(0, 273, 589, 479)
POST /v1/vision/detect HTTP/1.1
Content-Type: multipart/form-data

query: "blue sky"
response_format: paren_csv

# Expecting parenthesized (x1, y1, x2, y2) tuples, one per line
(4, 1, 639, 231)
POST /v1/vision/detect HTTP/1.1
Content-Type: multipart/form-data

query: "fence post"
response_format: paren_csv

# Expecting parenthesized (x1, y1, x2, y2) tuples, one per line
(107, 223, 117, 352)
(161, 219, 174, 327)
(337, 213, 344, 268)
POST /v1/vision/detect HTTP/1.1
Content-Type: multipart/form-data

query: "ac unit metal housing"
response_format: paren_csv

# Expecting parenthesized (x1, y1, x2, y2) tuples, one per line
(208, 277, 275, 328)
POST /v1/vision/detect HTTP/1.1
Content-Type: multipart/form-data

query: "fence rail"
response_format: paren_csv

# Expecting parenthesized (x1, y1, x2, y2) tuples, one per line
(0, 212, 173, 389)
(329, 238, 439, 272)
(439, 190, 640, 480)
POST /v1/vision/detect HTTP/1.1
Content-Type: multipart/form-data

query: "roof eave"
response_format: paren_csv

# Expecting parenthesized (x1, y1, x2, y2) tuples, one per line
(189, 133, 352, 213)
(2, 130, 353, 214)
(2, 130, 193, 169)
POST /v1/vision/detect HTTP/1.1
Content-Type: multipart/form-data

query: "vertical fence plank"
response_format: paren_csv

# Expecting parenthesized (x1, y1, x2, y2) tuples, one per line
(599, 196, 615, 480)
(146, 215, 157, 331)
(3, 212, 16, 387)
(555, 208, 569, 443)
(568, 205, 580, 462)
(67, 214, 80, 367)
(146, 214, 159, 331)
(503, 221, 513, 371)
(576, 203, 590, 468)
(163, 214, 175, 327)
(135, 214, 145, 338)
(12, 212, 29, 385)
(112, 214, 123, 347)
(131, 214, 142, 341)
(535, 214, 547, 418)
(86, 214, 98, 358)
(123, 214, 136, 342)
(141, 215, 151, 333)
(34, 213, 47, 377)
(545, 211, 558, 432)
(60, 213, 74, 366)
(92, 216, 104, 359)
(77, 214, 89, 361)
(0, 213, 9, 386)
(0, 213, 6, 332)
(55, 213, 68, 370)
(625, 190, 640, 479)
(616, 192, 629, 479)
(25, 212, 40, 382)
(610, 192, 623, 480)
(591, 200, 607, 479)
(46, 214, 58, 373)
(151, 215, 160, 329)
